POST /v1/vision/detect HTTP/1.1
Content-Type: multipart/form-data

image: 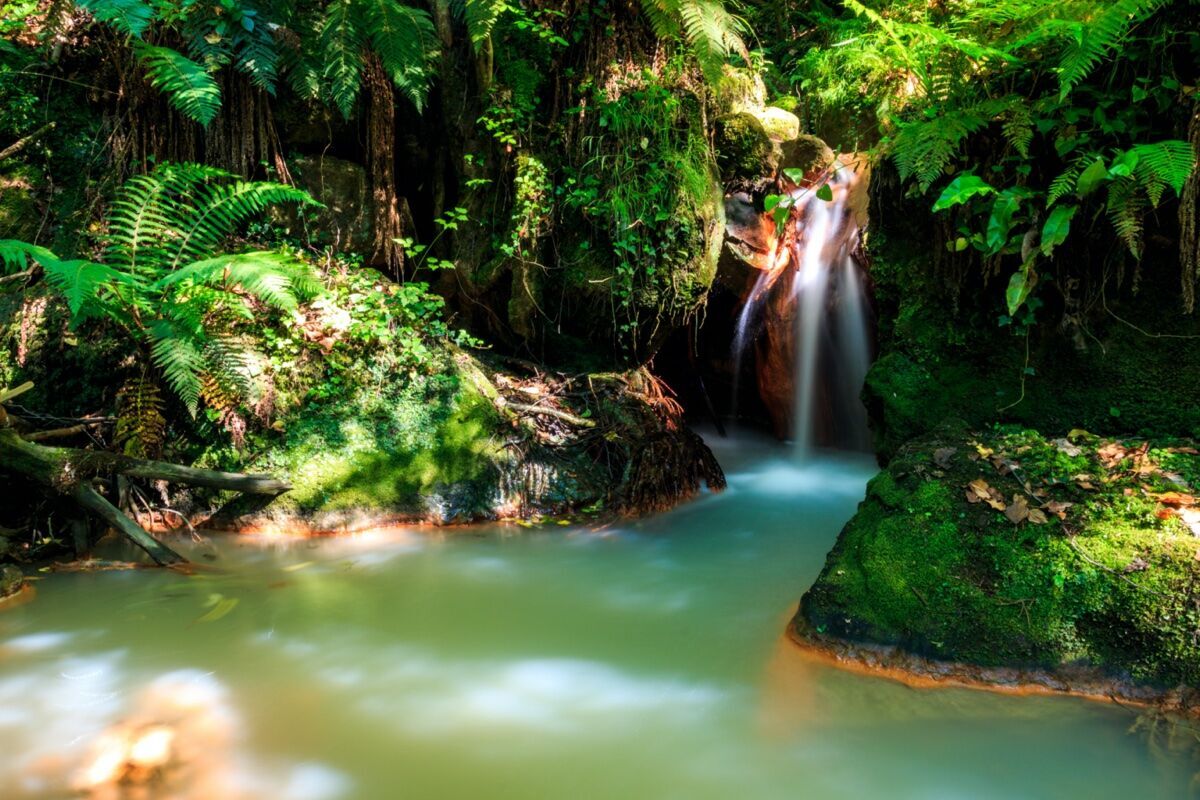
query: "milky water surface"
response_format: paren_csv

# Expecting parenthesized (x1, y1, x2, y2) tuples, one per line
(1, 432, 1196, 798)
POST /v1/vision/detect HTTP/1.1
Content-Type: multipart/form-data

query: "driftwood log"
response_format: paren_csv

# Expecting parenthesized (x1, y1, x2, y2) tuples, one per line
(0, 394, 289, 565)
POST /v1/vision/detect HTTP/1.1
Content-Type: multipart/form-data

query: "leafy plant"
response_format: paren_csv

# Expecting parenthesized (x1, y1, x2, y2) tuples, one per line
(0, 163, 319, 436)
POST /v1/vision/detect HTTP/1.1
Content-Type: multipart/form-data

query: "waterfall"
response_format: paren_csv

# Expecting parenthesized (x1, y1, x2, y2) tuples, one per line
(730, 164, 872, 457)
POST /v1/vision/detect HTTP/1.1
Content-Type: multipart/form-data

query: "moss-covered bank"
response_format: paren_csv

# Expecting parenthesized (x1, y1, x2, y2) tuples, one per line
(797, 427, 1200, 707)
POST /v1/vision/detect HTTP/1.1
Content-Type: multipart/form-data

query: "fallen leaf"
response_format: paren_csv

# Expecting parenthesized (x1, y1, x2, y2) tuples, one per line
(1027, 508, 1049, 525)
(974, 443, 994, 458)
(1123, 557, 1149, 573)
(1052, 438, 1083, 457)
(1005, 495, 1031, 524)
(1067, 428, 1092, 441)
(1043, 500, 1073, 519)
(1168, 446, 1199, 455)
(933, 447, 957, 468)
(196, 594, 239, 623)
(1156, 492, 1197, 508)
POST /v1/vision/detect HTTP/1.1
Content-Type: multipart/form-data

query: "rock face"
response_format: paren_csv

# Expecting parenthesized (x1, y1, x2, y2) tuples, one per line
(798, 428, 1200, 702)
(279, 156, 373, 254)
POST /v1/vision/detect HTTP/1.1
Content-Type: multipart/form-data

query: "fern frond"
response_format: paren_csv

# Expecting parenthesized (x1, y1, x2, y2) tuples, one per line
(77, 0, 154, 38)
(1047, 161, 1083, 206)
(1055, 0, 1167, 98)
(455, 0, 507, 47)
(40, 258, 132, 319)
(1001, 101, 1033, 158)
(133, 42, 222, 126)
(115, 376, 166, 458)
(1130, 140, 1196, 204)
(1106, 176, 1148, 258)
(166, 180, 316, 270)
(319, 0, 366, 118)
(156, 251, 315, 313)
(147, 318, 207, 415)
(0, 239, 59, 273)
(355, 0, 439, 109)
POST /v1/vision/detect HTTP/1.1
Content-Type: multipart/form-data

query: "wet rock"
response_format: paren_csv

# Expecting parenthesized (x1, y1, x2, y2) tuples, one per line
(0, 565, 23, 599)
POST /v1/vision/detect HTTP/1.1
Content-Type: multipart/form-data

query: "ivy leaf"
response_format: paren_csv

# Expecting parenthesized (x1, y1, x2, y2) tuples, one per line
(763, 194, 783, 212)
(1006, 261, 1037, 316)
(1040, 204, 1077, 257)
(932, 174, 995, 212)
(986, 189, 1025, 254)
(816, 183, 834, 202)
(1075, 158, 1110, 198)
(781, 168, 806, 183)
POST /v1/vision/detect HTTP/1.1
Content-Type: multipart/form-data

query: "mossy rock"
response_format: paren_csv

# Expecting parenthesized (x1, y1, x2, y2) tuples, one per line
(800, 428, 1200, 689)
(714, 113, 777, 183)
(715, 66, 767, 115)
(755, 106, 801, 143)
(780, 134, 835, 177)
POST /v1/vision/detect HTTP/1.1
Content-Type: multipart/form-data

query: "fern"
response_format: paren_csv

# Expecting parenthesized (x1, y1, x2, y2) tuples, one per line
(76, 0, 154, 38)
(456, 0, 507, 47)
(115, 376, 166, 458)
(132, 42, 222, 126)
(637, 0, 748, 84)
(1106, 176, 1149, 258)
(1047, 161, 1083, 207)
(5, 164, 320, 425)
(1130, 140, 1196, 204)
(1054, 0, 1167, 98)
(890, 97, 1020, 191)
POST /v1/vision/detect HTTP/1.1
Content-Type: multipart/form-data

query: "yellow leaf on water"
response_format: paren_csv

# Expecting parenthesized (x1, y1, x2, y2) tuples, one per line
(282, 561, 315, 572)
(196, 596, 239, 623)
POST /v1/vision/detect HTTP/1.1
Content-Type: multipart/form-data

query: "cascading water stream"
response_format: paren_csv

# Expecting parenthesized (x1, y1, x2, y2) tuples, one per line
(730, 165, 873, 458)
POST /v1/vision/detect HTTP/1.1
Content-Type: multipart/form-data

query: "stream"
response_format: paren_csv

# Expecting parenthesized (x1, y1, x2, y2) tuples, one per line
(1, 430, 1196, 798)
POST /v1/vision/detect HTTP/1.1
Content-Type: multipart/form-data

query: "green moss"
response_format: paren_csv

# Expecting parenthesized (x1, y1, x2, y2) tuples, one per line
(256, 363, 503, 521)
(713, 112, 776, 182)
(802, 429, 1200, 686)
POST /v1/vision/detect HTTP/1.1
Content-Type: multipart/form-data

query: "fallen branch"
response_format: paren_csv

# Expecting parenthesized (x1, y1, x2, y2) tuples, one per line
(0, 121, 55, 162)
(0, 423, 290, 566)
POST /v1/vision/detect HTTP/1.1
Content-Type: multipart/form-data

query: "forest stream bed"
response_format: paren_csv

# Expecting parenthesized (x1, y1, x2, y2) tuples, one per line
(2, 430, 1198, 799)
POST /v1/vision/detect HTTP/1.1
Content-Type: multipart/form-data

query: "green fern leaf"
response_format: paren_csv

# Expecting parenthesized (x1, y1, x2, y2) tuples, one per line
(133, 42, 222, 126)
(77, 0, 154, 38)
(320, 0, 366, 118)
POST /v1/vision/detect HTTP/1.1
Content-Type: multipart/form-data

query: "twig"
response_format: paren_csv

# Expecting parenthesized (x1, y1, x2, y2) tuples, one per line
(504, 400, 596, 428)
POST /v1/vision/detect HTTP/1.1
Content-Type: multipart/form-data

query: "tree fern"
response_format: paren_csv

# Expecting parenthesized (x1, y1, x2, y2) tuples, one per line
(132, 42, 222, 126)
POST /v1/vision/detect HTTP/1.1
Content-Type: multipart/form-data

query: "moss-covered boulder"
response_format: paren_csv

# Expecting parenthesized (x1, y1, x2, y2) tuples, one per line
(558, 79, 724, 365)
(798, 427, 1200, 701)
(714, 113, 777, 184)
(207, 342, 724, 532)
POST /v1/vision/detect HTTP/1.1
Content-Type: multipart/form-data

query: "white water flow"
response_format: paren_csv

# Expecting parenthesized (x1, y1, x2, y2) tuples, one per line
(730, 270, 772, 423)
(732, 167, 872, 458)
